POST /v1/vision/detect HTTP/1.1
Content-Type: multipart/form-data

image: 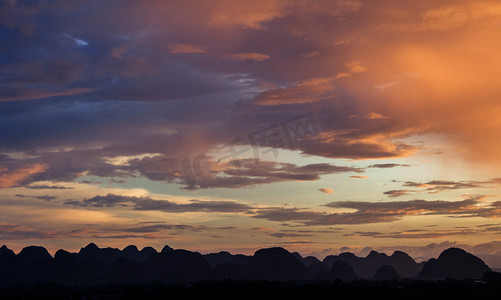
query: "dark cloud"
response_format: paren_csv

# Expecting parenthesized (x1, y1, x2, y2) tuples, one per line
(324, 199, 481, 216)
(383, 189, 413, 197)
(253, 197, 499, 225)
(400, 178, 501, 193)
(0, 87, 93, 103)
(271, 241, 315, 245)
(65, 193, 253, 213)
(108, 224, 200, 233)
(252, 206, 398, 226)
(369, 163, 411, 168)
(0, 0, 433, 184)
(14, 194, 56, 201)
(63, 193, 501, 226)
(269, 232, 313, 238)
(0, 220, 235, 241)
(90, 234, 157, 239)
(254, 78, 334, 105)
(0, 222, 65, 240)
(79, 180, 103, 185)
(295, 138, 418, 160)
(66, 194, 132, 208)
(26, 184, 73, 190)
(348, 229, 476, 239)
(126, 156, 363, 190)
(133, 199, 253, 213)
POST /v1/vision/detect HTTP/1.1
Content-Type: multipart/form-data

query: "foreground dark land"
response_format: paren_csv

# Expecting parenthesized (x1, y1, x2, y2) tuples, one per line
(1, 243, 501, 298)
(2, 279, 501, 300)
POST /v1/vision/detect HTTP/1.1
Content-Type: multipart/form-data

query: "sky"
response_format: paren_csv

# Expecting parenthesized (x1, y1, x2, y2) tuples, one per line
(2, 0, 501, 265)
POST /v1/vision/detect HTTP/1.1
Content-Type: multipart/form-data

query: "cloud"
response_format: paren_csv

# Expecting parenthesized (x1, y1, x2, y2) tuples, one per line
(0, 220, 232, 241)
(65, 193, 253, 213)
(167, 43, 206, 54)
(63, 193, 501, 227)
(207, 0, 286, 28)
(2, 1, 501, 254)
(301, 50, 320, 58)
(324, 198, 481, 216)
(1, 0, 501, 166)
(133, 198, 252, 213)
(295, 137, 418, 160)
(369, 163, 411, 168)
(0, 87, 94, 102)
(365, 112, 390, 119)
(14, 194, 56, 201)
(0, 222, 60, 240)
(254, 78, 335, 105)
(349, 112, 391, 120)
(61, 33, 88, 47)
(350, 175, 369, 179)
(0, 164, 48, 188)
(348, 229, 475, 239)
(25, 184, 73, 190)
(253, 197, 497, 226)
(108, 224, 201, 233)
(226, 53, 270, 61)
(126, 156, 362, 190)
(319, 188, 334, 194)
(345, 61, 366, 73)
(383, 190, 413, 198)
(400, 178, 501, 193)
(269, 232, 313, 238)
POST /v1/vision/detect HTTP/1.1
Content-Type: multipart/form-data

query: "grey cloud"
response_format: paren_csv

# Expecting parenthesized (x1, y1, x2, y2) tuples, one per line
(369, 163, 411, 168)
(383, 190, 413, 197)
(348, 229, 475, 239)
(26, 184, 73, 190)
(401, 178, 501, 193)
(65, 193, 253, 213)
(90, 234, 157, 239)
(109, 224, 200, 233)
(64, 194, 500, 226)
(269, 232, 313, 238)
(253, 197, 496, 226)
(14, 194, 56, 201)
(127, 156, 363, 190)
(133, 198, 253, 213)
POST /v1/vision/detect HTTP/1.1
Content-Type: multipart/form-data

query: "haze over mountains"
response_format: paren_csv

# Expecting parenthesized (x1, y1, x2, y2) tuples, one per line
(0, 244, 494, 287)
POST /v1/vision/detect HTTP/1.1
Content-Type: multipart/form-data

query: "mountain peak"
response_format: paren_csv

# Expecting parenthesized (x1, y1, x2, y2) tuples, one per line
(84, 243, 99, 251)
(367, 250, 380, 258)
(123, 245, 139, 252)
(0, 245, 14, 256)
(161, 245, 174, 253)
(17, 246, 52, 265)
(438, 247, 468, 259)
(419, 247, 491, 279)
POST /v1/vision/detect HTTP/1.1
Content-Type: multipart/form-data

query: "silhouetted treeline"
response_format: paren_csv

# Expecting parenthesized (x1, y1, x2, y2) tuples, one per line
(0, 244, 495, 288)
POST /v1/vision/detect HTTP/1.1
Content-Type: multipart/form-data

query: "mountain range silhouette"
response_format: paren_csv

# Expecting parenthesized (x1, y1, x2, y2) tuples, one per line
(0, 244, 495, 287)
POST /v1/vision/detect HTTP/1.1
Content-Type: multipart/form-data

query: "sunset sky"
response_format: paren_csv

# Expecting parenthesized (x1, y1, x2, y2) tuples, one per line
(2, 0, 501, 265)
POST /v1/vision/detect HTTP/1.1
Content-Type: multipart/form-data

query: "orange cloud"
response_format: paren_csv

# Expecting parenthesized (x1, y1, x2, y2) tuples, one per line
(167, 43, 206, 54)
(366, 112, 390, 120)
(226, 53, 271, 61)
(255, 78, 335, 105)
(319, 188, 334, 194)
(0, 164, 48, 188)
(208, 0, 285, 28)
